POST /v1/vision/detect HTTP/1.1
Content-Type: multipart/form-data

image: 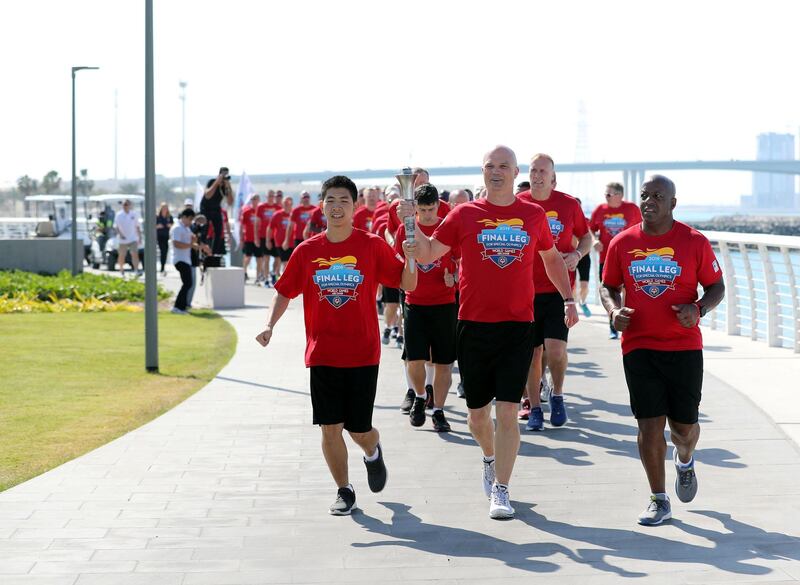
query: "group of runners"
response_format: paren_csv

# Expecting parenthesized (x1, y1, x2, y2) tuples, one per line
(255, 145, 725, 526)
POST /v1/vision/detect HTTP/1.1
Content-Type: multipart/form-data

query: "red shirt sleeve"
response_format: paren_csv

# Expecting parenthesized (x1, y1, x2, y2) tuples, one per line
(374, 236, 405, 288)
(532, 210, 555, 252)
(602, 237, 623, 287)
(274, 246, 304, 299)
(431, 207, 460, 248)
(696, 235, 723, 287)
(572, 200, 589, 237)
(393, 224, 407, 255)
(589, 207, 601, 232)
(388, 201, 401, 235)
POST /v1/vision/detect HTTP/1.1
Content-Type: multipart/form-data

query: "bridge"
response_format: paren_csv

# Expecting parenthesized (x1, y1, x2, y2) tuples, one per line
(248, 159, 800, 202)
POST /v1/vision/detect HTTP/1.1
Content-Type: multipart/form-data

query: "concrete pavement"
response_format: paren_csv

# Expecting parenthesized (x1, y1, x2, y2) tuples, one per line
(1, 273, 799, 584)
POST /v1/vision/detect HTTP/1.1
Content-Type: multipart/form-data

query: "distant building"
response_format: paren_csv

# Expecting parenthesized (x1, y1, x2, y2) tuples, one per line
(743, 133, 797, 210)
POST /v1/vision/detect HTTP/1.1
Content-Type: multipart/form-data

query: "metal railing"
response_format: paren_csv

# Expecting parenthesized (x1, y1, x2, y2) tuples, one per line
(701, 231, 800, 353)
(587, 230, 800, 353)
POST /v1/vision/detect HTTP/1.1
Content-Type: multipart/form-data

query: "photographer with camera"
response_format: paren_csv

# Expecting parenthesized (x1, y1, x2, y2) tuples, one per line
(202, 167, 235, 256)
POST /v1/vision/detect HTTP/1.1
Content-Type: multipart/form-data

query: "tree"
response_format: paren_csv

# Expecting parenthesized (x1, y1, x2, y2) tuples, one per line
(41, 170, 62, 194)
(118, 182, 141, 194)
(78, 169, 94, 196)
(16, 175, 38, 196)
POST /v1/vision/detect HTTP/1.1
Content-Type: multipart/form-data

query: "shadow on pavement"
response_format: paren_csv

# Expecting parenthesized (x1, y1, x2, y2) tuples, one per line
(353, 502, 570, 573)
(518, 504, 799, 577)
(215, 375, 308, 397)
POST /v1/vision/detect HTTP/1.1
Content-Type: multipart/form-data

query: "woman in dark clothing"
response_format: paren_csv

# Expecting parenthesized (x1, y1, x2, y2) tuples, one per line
(156, 202, 174, 274)
(201, 168, 234, 255)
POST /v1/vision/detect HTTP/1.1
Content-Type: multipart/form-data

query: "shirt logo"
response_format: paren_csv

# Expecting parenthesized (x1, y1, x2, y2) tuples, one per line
(301, 213, 310, 222)
(604, 213, 627, 237)
(312, 256, 364, 308)
(627, 247, 682, 299)
(712, 259, 720, 273)
(545, 211, 564, 240)
(476, 218, 530, 268)
(417, 258, 441, 273)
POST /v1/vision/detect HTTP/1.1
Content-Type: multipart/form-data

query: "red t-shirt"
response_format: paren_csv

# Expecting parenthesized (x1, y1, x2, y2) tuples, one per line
(275, 229, 406, 367)
(239, 205, 258, 243)
(395, 221, 457, 306)
(353, 202, 387, 232)
(307, 205, 327, 234)
(602, 221, 723, 355)
(269, 210, 291, 245)
(290, 205, 316, 241)
(372, 215, 389, 239)
(590, 201, 642, 263)
(256, 203, 281, 238)
(388, 199, 449, 236)
(432, 198, 554, 322)
(517, 190, 589, 294)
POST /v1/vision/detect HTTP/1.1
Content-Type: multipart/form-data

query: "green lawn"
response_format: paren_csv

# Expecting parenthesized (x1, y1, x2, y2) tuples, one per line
(0, 311, 236, 491)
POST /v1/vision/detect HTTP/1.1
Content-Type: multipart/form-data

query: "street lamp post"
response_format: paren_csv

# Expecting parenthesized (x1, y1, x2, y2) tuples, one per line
(145, 0, 158, 372)
(71, 66, 99, 276)
(179, 81, 187, 194)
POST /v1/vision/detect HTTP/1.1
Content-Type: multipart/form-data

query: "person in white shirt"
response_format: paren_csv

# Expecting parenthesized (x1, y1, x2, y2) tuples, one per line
(113, 199, 142, 277)
(170, 208, 196, 314)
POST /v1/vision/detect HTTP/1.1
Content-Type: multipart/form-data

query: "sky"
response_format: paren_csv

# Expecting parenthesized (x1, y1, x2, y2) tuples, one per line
(1, 0, 799, 207)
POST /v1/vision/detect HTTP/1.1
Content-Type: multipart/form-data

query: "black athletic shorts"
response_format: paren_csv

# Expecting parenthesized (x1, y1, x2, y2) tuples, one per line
(533, 292, 569, 347)
(622, 349, 703, 424)
(243, 241, 262, 257)
(259, 239, 269, 255)
(382, 286, 401, 304)
(457, 320, 535, 409)
(577, 253, 591, 282)
(279, 247, 293, 262)
(269, 240, 280, 258)
(404, 302, 457, 363)
(309, 365, 379, 433)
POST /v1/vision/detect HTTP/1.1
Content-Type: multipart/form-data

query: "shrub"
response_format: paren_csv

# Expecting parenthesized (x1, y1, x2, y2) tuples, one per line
(0, 270, 169, 303)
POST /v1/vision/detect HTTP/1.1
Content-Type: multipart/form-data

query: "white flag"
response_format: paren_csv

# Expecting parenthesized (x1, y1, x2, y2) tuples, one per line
(234, 171, 253, 221)
(194, 180, 204, 210)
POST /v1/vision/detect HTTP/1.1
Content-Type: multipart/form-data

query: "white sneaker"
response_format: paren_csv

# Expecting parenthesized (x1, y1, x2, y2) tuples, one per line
(489, 484, 515, 519)
(482, 458, 496, 498)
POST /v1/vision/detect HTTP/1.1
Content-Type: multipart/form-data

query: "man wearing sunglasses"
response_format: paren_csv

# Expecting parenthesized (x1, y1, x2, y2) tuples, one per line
(590, 182, 642, 339)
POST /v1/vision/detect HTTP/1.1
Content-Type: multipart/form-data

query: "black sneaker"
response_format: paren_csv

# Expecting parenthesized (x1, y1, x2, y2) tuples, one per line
(382, 328, 391, 345)
(431, 410, 451, 432)
(329, 486, 356, 515)
(391, 326, 399, 339)
(410, 397, 426, 427)
(424, 384, 434, 409)
(395, 335, 404, 349)
(271, 273, 277, 286)
(400, 389, 415, 413)
(364, 444, 387, 493)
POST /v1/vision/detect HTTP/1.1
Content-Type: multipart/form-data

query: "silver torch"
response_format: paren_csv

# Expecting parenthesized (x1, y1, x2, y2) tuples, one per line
(395, 167, 418, 273)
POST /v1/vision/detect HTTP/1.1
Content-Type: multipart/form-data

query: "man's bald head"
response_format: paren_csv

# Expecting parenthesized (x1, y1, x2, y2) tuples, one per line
(483, 145, 518, 167)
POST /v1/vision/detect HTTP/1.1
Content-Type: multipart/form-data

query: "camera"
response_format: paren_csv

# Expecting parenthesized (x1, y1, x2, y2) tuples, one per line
(219, 166, 231, 180)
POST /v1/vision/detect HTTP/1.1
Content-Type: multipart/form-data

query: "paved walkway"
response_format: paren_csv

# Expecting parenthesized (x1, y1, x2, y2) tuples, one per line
(2, 274, 800, 584)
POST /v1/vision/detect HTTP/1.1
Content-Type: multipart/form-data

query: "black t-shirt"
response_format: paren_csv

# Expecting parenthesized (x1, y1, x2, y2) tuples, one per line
(201, 185, 229, 216)
(156, 214, 173, 238)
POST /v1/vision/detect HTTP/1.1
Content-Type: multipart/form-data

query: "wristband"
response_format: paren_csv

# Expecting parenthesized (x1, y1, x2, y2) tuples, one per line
(563, 297, 575, 303)
(694, 302, 707, 318)
(564, 301, 577, 306)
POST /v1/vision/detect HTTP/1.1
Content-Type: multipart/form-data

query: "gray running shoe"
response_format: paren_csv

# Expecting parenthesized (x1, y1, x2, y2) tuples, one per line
(400, 389, 415, 413)
(637, 496, 672, 526)
(482, 458, 496, 498)
(329, 486, 356, 515)
(674, 449, 698, 503)
(489, 484, 515, 519)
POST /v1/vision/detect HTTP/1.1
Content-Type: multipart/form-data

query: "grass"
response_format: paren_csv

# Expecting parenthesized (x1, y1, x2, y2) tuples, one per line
(0, 310, 237, 491)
